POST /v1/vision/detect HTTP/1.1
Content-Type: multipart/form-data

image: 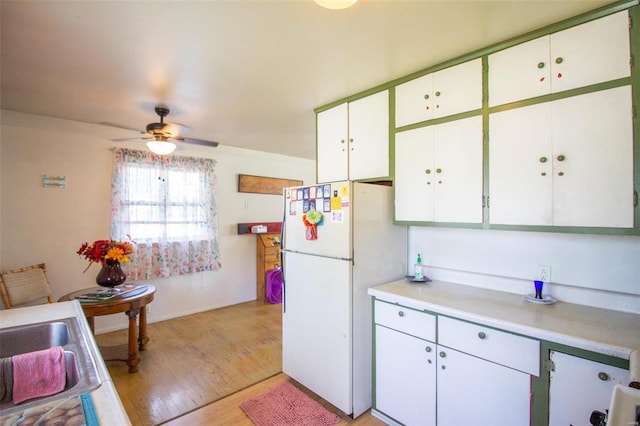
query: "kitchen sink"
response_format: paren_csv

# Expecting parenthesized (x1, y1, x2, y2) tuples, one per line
(0, 317, 102, 414)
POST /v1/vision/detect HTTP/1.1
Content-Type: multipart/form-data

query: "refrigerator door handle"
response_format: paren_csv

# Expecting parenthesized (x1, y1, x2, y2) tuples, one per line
(280, 249, 352, 262)
(281, 251, 286, 313)
(281, 189, 287, 252)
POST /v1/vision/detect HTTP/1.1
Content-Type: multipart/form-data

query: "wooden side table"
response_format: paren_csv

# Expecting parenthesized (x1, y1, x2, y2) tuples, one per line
(59, 284, 156, 373)
(256, 233, 280, 303)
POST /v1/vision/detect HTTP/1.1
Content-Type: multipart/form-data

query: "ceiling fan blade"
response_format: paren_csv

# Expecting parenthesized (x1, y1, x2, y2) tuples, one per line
(110, 136, 151, 142)
(100, 122, 144, 133)
(163, 122, 189, 137)
(175, 137, 219, 148)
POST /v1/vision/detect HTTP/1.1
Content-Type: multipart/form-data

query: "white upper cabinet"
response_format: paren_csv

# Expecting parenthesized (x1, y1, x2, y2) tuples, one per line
(348, 91, 389, 181)
(489, 86, 634, 228)
(489, 11, 631, 107)
(316, 90, 389, 183)
(395, 58, 482, 127)
(317, 103, 349, 183)
(395, 115, 483, 223)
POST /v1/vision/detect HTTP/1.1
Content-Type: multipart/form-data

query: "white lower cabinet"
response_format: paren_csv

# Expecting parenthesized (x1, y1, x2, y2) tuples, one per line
(549, 351, 631, 426)
(373, 301, 536, 426)
(375, 325, 436, 426)
(437, 346, 531, 426)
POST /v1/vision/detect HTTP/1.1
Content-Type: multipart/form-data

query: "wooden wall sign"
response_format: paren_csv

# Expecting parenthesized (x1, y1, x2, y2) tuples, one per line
(238, 174, 302, 195)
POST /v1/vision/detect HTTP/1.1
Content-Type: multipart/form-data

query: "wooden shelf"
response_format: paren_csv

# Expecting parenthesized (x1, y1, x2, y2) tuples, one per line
(237, 222, 282, 235)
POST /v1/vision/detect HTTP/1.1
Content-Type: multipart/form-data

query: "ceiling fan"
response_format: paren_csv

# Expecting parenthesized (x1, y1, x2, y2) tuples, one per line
(108, 105, 219, 155)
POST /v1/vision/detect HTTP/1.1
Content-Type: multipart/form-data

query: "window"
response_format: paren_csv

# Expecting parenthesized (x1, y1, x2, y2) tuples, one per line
(111, 148, 221, 279)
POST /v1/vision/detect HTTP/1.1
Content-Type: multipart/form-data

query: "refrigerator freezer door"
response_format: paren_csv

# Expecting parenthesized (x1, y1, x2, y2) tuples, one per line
(283, 181, 352, 259)
(282, 251, 352, 414)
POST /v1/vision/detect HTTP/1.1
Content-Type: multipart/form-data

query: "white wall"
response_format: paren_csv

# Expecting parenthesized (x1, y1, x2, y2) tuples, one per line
(409, 227, 640, 314)
(0, 110, 315, 332)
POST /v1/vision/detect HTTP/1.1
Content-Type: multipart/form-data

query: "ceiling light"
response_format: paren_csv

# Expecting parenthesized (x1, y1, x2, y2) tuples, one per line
(314, 0, 358, 10)
(146, 137, 176, 155)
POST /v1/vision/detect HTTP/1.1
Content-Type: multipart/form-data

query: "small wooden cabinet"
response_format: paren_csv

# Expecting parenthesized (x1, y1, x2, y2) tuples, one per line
(256, 233, 281, 303)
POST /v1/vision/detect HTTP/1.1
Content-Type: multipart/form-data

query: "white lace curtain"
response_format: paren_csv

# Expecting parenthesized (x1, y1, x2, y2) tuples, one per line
(111, 148, 221, 280)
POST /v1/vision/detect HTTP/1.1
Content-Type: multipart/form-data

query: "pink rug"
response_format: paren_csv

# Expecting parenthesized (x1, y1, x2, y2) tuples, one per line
(240, 381, 341, 426)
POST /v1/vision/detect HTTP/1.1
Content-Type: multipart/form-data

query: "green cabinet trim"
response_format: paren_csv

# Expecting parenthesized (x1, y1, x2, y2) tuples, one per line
(487, 77, 632, 114)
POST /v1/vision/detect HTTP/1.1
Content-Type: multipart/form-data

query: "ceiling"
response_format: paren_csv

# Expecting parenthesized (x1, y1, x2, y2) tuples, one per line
(0, 0, 613, 160)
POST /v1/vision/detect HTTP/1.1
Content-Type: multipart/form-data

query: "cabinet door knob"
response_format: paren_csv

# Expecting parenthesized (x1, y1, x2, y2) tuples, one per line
(558, 171, 565, 176)
(539, 156, 548, 163)
(537, 62, 546, 69)
(541, 172, 547, 176)
(349, 138, 354, 143)
(436, 168, 442, 173)
(478, 331, 487, 340)
(340, 139, 345, 144)
(598, 372, 610, 381)
(439, 351, 446, 358)
(425, 346, 432, 353)
(555, 57, 564, 64)
(424, 94, 430, 100)
(435, 91, 441, 97)
(557, 155, 566, 162)
(425, 169, 431, 174)
(398, 311, 405, 317)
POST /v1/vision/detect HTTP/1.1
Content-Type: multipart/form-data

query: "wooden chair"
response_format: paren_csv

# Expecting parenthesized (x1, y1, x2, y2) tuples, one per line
(0, 263, 54, 308)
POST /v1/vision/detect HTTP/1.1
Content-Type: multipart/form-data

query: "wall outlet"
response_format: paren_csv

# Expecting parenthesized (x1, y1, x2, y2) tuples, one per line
(536, 265, 551, 283)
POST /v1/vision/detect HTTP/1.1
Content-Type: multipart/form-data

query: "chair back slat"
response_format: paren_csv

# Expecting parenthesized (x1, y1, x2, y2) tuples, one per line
(0, 263, 53, 308)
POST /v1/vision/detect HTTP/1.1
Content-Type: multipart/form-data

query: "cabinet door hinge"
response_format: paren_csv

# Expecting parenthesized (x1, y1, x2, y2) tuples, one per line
(629, 15, 633, 31)
(634, 190, 638, 208)
(547, 359, 556, 372)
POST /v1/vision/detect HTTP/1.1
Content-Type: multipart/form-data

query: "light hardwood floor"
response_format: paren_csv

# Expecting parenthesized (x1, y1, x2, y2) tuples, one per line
(163, 373, 385, 426)
(96, 300, 383, 426)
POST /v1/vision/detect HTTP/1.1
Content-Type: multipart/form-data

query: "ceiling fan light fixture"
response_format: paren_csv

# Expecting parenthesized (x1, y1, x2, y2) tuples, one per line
(147, 138, 176, 155)
(314, 0, 358, 10)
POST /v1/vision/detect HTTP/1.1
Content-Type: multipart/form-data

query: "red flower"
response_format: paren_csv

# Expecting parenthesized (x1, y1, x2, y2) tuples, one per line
(77, 239, 134, 272)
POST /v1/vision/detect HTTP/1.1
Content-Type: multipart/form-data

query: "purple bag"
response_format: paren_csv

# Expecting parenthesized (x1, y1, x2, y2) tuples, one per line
(266, 268, 283, 304)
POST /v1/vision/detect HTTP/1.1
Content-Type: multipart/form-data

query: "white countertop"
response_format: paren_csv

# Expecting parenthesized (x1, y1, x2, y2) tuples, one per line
(369, 279, 640, 360)
(0, 301, 131, 425)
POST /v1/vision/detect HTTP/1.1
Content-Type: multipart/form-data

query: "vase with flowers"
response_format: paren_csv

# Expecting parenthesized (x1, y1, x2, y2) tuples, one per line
(302, 209, 323, 240)
(77, 239, 134, 288)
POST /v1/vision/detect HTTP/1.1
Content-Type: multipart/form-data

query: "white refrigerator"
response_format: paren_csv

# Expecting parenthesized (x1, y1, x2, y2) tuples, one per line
(281, 180, 407, 417)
